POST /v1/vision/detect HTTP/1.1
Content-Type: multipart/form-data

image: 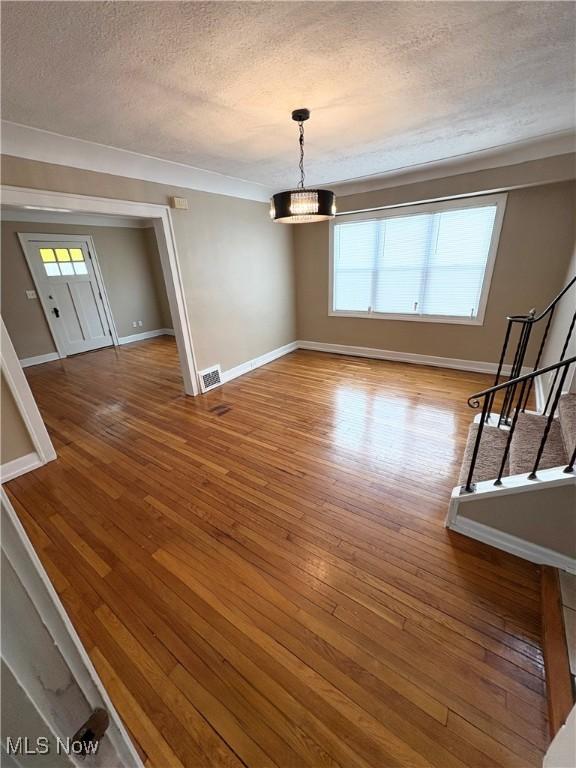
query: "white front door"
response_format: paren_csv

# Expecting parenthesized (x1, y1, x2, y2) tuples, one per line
(21, 236, 114, 357)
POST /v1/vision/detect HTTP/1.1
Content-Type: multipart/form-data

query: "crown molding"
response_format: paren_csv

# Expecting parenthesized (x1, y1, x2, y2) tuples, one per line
(1, 209, 152, 228)
(2, 121, 574, 203)
(328, 132, 576, 196)
(0, 121, 273, 203)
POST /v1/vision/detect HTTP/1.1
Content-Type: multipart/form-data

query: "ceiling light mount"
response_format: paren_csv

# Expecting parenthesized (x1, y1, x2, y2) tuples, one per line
(270, 108, 336, 224)
(291, 108, 310, 123)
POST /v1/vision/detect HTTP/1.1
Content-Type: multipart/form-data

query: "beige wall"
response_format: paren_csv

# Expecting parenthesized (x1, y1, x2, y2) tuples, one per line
(144, 227, 173, 331)
(295, 178, 576, 365)
(1, 373, 34, 464)
(1, 224, 54, 359)
(1, 155, 296, 373)
(541, 241, 576, 394)
(92, 225, 172, 338)
(334, 153, 575, 214)
(1, 220, 173, 359)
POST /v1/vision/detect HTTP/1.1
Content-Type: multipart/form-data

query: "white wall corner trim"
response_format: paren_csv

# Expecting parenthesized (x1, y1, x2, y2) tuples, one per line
(1, 318, 57, 465)
(1, 451, 43, 484)
(19, 352, 61, 368)
(1, 120, 272, 203)
(118, 328, 175, 345)
(220, 341, 299, 385)
(296, 340, 530, 376)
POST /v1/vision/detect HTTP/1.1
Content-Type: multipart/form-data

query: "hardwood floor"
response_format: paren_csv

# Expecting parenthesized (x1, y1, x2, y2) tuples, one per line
(7, 337, 548, 767)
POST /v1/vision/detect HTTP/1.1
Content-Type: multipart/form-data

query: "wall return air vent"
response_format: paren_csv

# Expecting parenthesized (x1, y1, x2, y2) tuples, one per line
(198, 365, 222, 393)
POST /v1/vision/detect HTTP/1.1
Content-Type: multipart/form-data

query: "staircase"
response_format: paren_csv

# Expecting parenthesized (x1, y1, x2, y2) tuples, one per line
(446, 275, 576, 571)
(459, 392, 576, 486)
(447, 278, 576, 744)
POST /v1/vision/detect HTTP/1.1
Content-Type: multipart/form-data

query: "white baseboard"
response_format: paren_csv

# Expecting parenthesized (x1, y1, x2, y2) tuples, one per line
(534, 375, 546, 414)
(18, 330, 176, 363)
(19, 352, 60, 368)
(220, 341, 299, 385)
(215, 338, 534, 391)
(533, 374, 574, 415)
(118, 328, 175, 345)
(1, 451, 43, 483)
(449, 514, 576, 573)
(296, 340, 531, 376)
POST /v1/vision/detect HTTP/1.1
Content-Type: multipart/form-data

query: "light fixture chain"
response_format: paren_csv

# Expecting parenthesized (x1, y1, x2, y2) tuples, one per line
(298, 120, 305, 189)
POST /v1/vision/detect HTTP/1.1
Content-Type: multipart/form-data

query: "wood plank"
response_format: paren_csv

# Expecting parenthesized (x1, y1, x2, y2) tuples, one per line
(90, 647, 186, 768)
(541, 565, 574, 737)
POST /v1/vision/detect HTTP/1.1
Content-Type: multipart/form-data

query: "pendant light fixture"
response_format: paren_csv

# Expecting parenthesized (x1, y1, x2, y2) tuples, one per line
(270, 108, 336, 224)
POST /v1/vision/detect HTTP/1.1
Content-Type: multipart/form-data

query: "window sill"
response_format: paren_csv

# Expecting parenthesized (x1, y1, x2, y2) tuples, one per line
(328, 310, 485, 326)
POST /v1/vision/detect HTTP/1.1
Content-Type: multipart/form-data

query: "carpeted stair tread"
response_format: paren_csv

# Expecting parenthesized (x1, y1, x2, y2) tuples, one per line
(458, 423, 509, 485)
(509, 412, 567, 475)
(559, 393, 576, 458)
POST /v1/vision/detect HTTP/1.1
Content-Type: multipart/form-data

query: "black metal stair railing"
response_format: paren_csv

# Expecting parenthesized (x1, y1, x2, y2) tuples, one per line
(463, 355, 576, 493)
(488, 275, 576, 426)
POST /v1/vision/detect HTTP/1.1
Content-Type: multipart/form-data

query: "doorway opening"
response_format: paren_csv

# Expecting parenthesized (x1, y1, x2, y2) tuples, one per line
(1, 186, 200, 479)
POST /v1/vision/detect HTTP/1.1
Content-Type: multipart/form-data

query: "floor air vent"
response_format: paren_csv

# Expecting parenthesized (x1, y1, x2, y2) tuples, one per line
(198, 365, 222, 393)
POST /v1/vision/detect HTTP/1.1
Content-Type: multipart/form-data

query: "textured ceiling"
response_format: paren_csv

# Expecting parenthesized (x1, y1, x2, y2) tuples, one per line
(2, 1, 574, 189)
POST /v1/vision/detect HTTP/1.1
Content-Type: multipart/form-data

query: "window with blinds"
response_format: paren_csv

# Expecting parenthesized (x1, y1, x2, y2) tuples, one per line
(331, 195, 505, 324)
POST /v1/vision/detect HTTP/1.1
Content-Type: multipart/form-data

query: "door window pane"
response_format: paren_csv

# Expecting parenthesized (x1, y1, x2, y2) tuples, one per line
(40, 248, 56, 262)
(73, 262, 88, 275)
(70, 248, 85, 262)
(59, 262, 74, 276)
(44, 263, 61, 277)
(55, 248, 71, 262)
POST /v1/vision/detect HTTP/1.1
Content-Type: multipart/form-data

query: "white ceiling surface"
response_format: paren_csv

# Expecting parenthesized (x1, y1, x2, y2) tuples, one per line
(2, 2, 575, 191)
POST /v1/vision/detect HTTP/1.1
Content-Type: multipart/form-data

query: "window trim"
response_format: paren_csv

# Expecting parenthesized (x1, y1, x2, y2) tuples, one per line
(328, 193, 507, 326)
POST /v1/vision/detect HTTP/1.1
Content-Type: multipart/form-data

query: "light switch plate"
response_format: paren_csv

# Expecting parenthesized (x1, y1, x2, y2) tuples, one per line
(26, 289, 37, 300)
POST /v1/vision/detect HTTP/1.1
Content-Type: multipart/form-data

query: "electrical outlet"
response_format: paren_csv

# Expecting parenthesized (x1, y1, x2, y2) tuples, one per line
(132, 321, 137, 328)
(25, 289, 38, 300)
(138, 320, 143, 327)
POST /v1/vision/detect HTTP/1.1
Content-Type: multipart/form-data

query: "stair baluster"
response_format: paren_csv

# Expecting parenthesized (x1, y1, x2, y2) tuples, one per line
(522, 306, 555, 412)
(543, 309, 576, 415)
(488, 318, 512, 421)
(462, 393, 490, 493)
(528, 365, 570, 479)
(499, 320, 533, 426)
(495, 378, 529, 485)
(564, 444, 576, 474)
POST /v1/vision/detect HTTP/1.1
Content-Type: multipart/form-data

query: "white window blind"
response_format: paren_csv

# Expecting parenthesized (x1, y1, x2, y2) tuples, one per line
(332, 199, 502, 322)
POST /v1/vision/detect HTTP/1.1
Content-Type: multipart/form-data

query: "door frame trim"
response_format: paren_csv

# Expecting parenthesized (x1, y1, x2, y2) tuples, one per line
(1, 318, 57, 466)
(17, 232, 120, 357)
(2, 185, 199, 397)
